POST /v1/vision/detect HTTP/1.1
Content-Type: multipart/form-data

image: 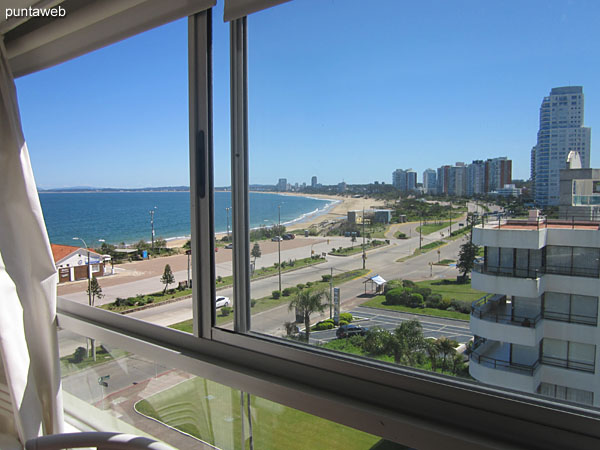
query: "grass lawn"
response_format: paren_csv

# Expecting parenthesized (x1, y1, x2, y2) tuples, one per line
(360, 296, 469, 320)
(417, 278, 485, 304)
(416, 220, 452, 235)
(329, 242, 388, 257)
(103, 257, 325, 313)
(434, 259, 455, 266)
(134, 377, 386, 450)
(171, 269, 370, 333)
(60, 346, 128, 376)
(367, 224, 389, 239)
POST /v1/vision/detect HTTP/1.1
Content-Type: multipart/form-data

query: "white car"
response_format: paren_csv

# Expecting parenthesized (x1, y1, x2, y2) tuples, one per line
(215, 296, 231, 308)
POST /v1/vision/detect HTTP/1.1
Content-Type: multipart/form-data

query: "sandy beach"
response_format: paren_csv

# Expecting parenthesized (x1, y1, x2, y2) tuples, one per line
(166, 193, 387, 248)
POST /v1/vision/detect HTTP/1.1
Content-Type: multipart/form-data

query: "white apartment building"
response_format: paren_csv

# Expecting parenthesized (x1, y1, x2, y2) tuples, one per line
(423, 168, 437, 194)
(470, 215, 600, 407)
(531, 86, 591, 207)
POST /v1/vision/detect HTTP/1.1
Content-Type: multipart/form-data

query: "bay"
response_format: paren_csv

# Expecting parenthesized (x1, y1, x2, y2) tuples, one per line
(39, 191, 333, 246)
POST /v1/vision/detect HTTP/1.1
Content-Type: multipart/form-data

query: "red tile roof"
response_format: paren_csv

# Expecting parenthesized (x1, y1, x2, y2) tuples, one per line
(50, 244, 100, 263)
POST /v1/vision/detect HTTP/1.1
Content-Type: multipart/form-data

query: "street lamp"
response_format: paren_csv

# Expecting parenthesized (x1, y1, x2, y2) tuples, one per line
(73, 236, 96, 361)
(278, 205, 282, 292)
(149, 206, 157, 252)
(225, 207, 231, 242)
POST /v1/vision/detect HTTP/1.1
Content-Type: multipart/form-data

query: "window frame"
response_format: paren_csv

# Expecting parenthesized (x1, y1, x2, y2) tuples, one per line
(53, 6, 600, 450)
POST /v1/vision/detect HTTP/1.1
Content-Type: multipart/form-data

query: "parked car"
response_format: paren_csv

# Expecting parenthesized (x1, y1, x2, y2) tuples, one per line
(225, 243, 233, 249)
(271, 236, 283, 241)
(215, 296, 231, 308)
(282, 233, 295, 240)
(336, 324, 369, 338)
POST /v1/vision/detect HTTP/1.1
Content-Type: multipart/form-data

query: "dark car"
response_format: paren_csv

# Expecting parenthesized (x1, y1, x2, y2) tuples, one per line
(282, 233, 295, 240)
(336, 324, 369, 338)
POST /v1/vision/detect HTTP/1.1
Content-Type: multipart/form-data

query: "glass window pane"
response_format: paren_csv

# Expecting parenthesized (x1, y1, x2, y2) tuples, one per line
(499, 248, 514, 273)
(572, 247, 600, 277)
(571, 295, 598, 325)
(487, 247, 499, 269)
(543, 338, 568, 360)
(546, 246, 572, 274)
(544, 292, 570, 322)
(569, 342, 596, 366)
(530, 249, 543, 271)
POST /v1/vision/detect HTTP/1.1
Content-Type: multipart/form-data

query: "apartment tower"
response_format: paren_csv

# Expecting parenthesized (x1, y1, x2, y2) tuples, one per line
(531, 86, 591, 207)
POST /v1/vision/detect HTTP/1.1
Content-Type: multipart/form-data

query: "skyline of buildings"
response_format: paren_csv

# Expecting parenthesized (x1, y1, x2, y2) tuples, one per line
(531, 86, 592, 207)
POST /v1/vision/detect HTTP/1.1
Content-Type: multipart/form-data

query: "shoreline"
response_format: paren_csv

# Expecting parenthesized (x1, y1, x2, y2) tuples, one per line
(166, 192, 386, 248)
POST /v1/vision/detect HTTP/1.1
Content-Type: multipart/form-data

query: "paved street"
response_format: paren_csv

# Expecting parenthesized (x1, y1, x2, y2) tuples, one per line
(310, 306, 471, 345)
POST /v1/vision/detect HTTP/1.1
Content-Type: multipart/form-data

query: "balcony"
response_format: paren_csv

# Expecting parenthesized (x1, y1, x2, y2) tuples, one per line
(470, 295, 540, 346)
(469, 341, 540, 393)
(472, 263, 542, 298)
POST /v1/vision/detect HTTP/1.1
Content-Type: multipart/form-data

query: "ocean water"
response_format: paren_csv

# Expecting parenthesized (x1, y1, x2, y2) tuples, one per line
(39, 191, 333, 246)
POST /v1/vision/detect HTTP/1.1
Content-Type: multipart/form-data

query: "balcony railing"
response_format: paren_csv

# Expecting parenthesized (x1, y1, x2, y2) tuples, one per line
(541, 356, 595, 373)
(470, 350, 540, 376)
(471, 295, 541, 328)
(474, 262, 600, 279)
(543, 310, 598, 326)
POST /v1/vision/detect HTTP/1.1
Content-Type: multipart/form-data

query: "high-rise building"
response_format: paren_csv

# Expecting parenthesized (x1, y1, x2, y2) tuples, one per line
(311, 176, 317, 188)
(437, 165, 451, 195)
(485, 157, 512, 193)
(277, 178, 287, 191)
(531, 86, 591, 207)
(448, 163, 467, 196)
(422, 169, 437, 194)
(470, 212, 600, 407)
(392, 169, 416, 192)
(467, 160, 486, 196)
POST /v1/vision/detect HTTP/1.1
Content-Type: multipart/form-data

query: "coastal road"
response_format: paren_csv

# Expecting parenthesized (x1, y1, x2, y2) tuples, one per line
(309, 307, 471, 345)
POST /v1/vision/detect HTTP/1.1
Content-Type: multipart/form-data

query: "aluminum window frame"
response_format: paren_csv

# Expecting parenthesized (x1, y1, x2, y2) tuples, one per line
(54, 7, 600, 450)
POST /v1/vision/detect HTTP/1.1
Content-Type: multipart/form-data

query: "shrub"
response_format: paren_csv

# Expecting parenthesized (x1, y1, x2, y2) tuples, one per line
(425, 293, 443, 308)
(306, 281, 313, 287)
(217, 275, 223, 283)
(396, 232, 408, 239)
(322, 274, 332, 282)
(146, 298, 153, 304)
(408, 293, 424, 308)
(339, 312, 353, 323)
(439, 298, 452, 310)
(338, 320, 349, 326)
(415, 287, 432, 298)
(385, 287, 405, 305)
(251, 299, 257, 307)
(402, 280, 416, 288)
(282, 287, 298, 297)
(221, 306, 233, 316)
(272, 290, 281, 299)
(313, 321, 335, 331)
(72, 346, 87, 363)
(296, 283, 305, 290)
(384, 280, 403, 294)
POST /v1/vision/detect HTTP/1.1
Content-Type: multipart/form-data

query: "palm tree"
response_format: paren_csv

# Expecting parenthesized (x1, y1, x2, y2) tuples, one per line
(438, 337, 456, 373)
(425, 339, 441, 372)
(395, 319, 425, 366)
(288, 289, 329, 342)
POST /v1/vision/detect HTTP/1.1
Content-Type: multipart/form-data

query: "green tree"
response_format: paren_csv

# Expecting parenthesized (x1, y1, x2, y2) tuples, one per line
(437, 337, 456, 373)
(160, 264, 175, 294)
(425, 339, 441, 372)
(288, 289, 329, 343)
(457, 241, 479, 280)
(251, 242, 262, 265)
(86, 275, 104, 306)
(385, 319, 425, 366)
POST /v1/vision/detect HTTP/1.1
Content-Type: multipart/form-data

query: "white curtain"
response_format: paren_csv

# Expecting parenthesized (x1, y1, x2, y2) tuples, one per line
(0, 38, 63, 444)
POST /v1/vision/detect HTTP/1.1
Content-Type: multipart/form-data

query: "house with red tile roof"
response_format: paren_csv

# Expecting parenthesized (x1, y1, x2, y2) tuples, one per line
(50, 244, 105, 283)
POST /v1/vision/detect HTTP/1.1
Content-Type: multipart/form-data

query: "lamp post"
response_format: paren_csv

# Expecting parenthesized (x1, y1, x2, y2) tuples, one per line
(362, 208, 366, 270)
(225, 207, 231, 242)
(73, 236, 95, 361)
(278, 205, 282, 292)
(149, 206, 157, 252)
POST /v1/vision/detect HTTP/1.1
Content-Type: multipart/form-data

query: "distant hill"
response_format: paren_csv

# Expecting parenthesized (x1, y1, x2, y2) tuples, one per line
(38, 186, 190, 193)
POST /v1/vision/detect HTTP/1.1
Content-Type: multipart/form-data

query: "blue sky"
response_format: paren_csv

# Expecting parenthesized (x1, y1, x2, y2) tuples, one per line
(15, 0, 600, 189)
